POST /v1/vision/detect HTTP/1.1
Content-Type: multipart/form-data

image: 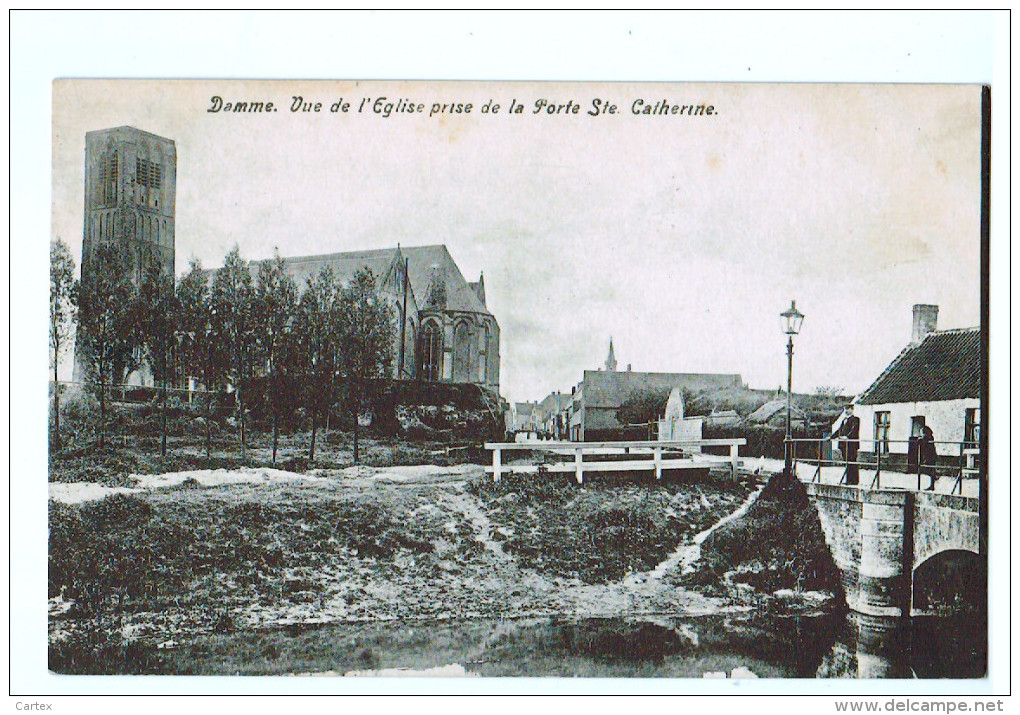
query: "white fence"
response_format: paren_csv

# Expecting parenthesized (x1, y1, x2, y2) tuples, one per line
(484, 439, 746, 485)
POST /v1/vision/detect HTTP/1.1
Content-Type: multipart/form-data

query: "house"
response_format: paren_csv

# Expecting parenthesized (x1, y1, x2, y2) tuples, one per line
(845, 305, 981, 460)
(702, 410, 742, 429)
(747, 399, 808, 430)
(512, 402, 540, 433)
(535, 391, 572, 439)
(569, 340, 743, 441)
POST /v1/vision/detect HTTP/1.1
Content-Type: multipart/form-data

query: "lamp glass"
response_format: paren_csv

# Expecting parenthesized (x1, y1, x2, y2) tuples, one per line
(781, 301, 804, 335)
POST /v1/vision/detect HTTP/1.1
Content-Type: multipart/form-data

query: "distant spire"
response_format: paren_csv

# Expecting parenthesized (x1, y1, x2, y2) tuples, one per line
(605, 337, 617, 372)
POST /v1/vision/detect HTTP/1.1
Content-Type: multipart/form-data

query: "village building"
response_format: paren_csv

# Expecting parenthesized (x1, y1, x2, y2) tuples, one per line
(534, 391, 572, 439)
(511, 402, 540, 434)
(747, 399, 808, 430)
(842, 304, 980, 462)
(569, 340, 743, 441)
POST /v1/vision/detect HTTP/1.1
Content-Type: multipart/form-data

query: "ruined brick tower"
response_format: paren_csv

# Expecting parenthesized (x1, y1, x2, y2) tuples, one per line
(82, 126, 176, 283)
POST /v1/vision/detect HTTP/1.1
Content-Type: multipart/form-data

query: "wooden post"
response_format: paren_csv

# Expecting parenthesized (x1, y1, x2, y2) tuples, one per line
(492, 447, 501, 484)
(574, 447, 584, 485)
(654, 446, 662, 480)
(815, 439, 823, 482)
(872, 446, 882, 489)
(730, 443, 739, 480)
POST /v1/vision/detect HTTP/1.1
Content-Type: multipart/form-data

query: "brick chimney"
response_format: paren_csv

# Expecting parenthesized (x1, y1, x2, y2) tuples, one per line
(911, 304, 938, 344)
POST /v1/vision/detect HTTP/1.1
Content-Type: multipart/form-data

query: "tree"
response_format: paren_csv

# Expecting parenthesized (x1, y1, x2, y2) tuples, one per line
(138, 252, 179, 457)
(294, 266, 341, 463)
(75, 243, 139, 448)
(616, 387, 672, 427)
(177, 259, 224, 461)
(210, 246, 255, 462)
(337, 268, 394, 464)
(50, 239, 77, 451)
(253, 250, 298, 464)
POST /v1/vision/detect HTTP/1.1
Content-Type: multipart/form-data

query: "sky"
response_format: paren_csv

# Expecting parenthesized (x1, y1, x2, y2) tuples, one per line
(51, 80, 983, 402)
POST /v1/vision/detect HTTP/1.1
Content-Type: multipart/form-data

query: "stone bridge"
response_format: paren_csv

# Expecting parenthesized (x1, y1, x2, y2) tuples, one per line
(803, 482, 981, 617)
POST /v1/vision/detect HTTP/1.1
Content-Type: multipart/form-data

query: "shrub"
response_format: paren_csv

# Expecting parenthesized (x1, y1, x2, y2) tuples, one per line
(49, 618, 163, 674)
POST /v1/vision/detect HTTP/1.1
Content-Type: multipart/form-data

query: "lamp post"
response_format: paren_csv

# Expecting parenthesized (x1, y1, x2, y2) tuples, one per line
(781, 300, 805, 475)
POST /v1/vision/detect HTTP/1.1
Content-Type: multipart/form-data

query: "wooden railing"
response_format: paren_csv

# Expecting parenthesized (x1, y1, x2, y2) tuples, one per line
(483, 439, 746, 485)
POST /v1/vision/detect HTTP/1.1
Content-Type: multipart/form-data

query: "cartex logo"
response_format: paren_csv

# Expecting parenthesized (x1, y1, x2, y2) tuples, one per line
(835, 701, 1005, 713)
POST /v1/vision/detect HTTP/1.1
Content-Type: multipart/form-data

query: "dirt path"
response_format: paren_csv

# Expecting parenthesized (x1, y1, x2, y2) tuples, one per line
(545, 486, 768, 618)
(440, 485, 511, 561)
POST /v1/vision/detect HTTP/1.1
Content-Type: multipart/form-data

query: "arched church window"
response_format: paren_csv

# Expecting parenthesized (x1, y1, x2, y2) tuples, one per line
(453, 321, 471, 382)
(419, 321, 442, 382)
(486, 323, 498, 384)
(478, 323, 489, 383)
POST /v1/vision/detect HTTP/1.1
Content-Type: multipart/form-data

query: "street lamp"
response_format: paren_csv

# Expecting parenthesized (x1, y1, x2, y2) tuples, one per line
(781, 300, 805, 474)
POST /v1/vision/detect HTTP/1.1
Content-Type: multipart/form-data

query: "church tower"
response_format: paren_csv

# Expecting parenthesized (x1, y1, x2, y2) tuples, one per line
(605, 337, 618, 372)
(82, 126, 177, 283)
(76, 126, 176, 385)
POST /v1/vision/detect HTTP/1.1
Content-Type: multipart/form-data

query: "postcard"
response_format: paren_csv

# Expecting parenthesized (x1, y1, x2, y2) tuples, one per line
(46, 79, 988, 684)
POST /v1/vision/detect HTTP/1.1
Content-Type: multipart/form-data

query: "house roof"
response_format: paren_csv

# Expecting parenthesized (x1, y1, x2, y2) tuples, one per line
(747, 400, 806, 424)
(580, 370, 743, 410)
(856, 328, 981, 405)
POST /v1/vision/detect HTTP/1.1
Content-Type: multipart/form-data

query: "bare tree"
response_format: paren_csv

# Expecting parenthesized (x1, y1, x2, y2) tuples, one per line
(50, 239, 78, 451)
(253, 250, 298, 464)
(295, 266, 341, 463)
(338, 268, 394, 464)
(177, 259, 223, 462)
(211, 246, 255, 462)
(75, 243, 138, 448)
(138, 252, 179, 457)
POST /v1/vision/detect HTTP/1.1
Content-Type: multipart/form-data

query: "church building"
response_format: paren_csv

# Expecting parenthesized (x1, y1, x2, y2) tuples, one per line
(264, 244, 500, 392)
(74, 127, 500, 394)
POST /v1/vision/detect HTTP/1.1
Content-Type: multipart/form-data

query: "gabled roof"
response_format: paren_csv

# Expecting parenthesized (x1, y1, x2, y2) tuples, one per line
(402, 245, 489, 316)
(747, 400, 805, 424)
(856, 328, 981, 405)
(581, 370, 743, 410)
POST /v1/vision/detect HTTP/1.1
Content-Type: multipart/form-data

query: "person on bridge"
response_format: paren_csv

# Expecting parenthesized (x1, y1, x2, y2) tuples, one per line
(831, 405, 861, 485)
(920, 425, 939, 490)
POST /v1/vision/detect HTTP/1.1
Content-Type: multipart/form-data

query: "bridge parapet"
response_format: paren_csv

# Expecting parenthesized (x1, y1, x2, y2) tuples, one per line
(912, 491, 979, 568)
(804, 482, 980, 617)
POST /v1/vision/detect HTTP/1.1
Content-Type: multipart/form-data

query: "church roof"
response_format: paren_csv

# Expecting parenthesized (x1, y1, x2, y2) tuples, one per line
(262, 245, 491, 317)
(856, 328, 981, 405)
(268, 248, 401, 292)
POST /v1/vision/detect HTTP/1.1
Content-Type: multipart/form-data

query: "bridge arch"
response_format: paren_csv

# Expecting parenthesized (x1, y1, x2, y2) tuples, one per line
(911, 549, 985, 615)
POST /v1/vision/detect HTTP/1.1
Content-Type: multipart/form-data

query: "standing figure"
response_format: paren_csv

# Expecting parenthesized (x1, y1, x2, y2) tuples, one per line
(920, 425, 939, 491)
(831, 405, 861, 486)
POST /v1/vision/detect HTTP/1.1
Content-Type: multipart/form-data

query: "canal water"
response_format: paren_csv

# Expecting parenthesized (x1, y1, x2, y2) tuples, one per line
(185, 610, 985, 678)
